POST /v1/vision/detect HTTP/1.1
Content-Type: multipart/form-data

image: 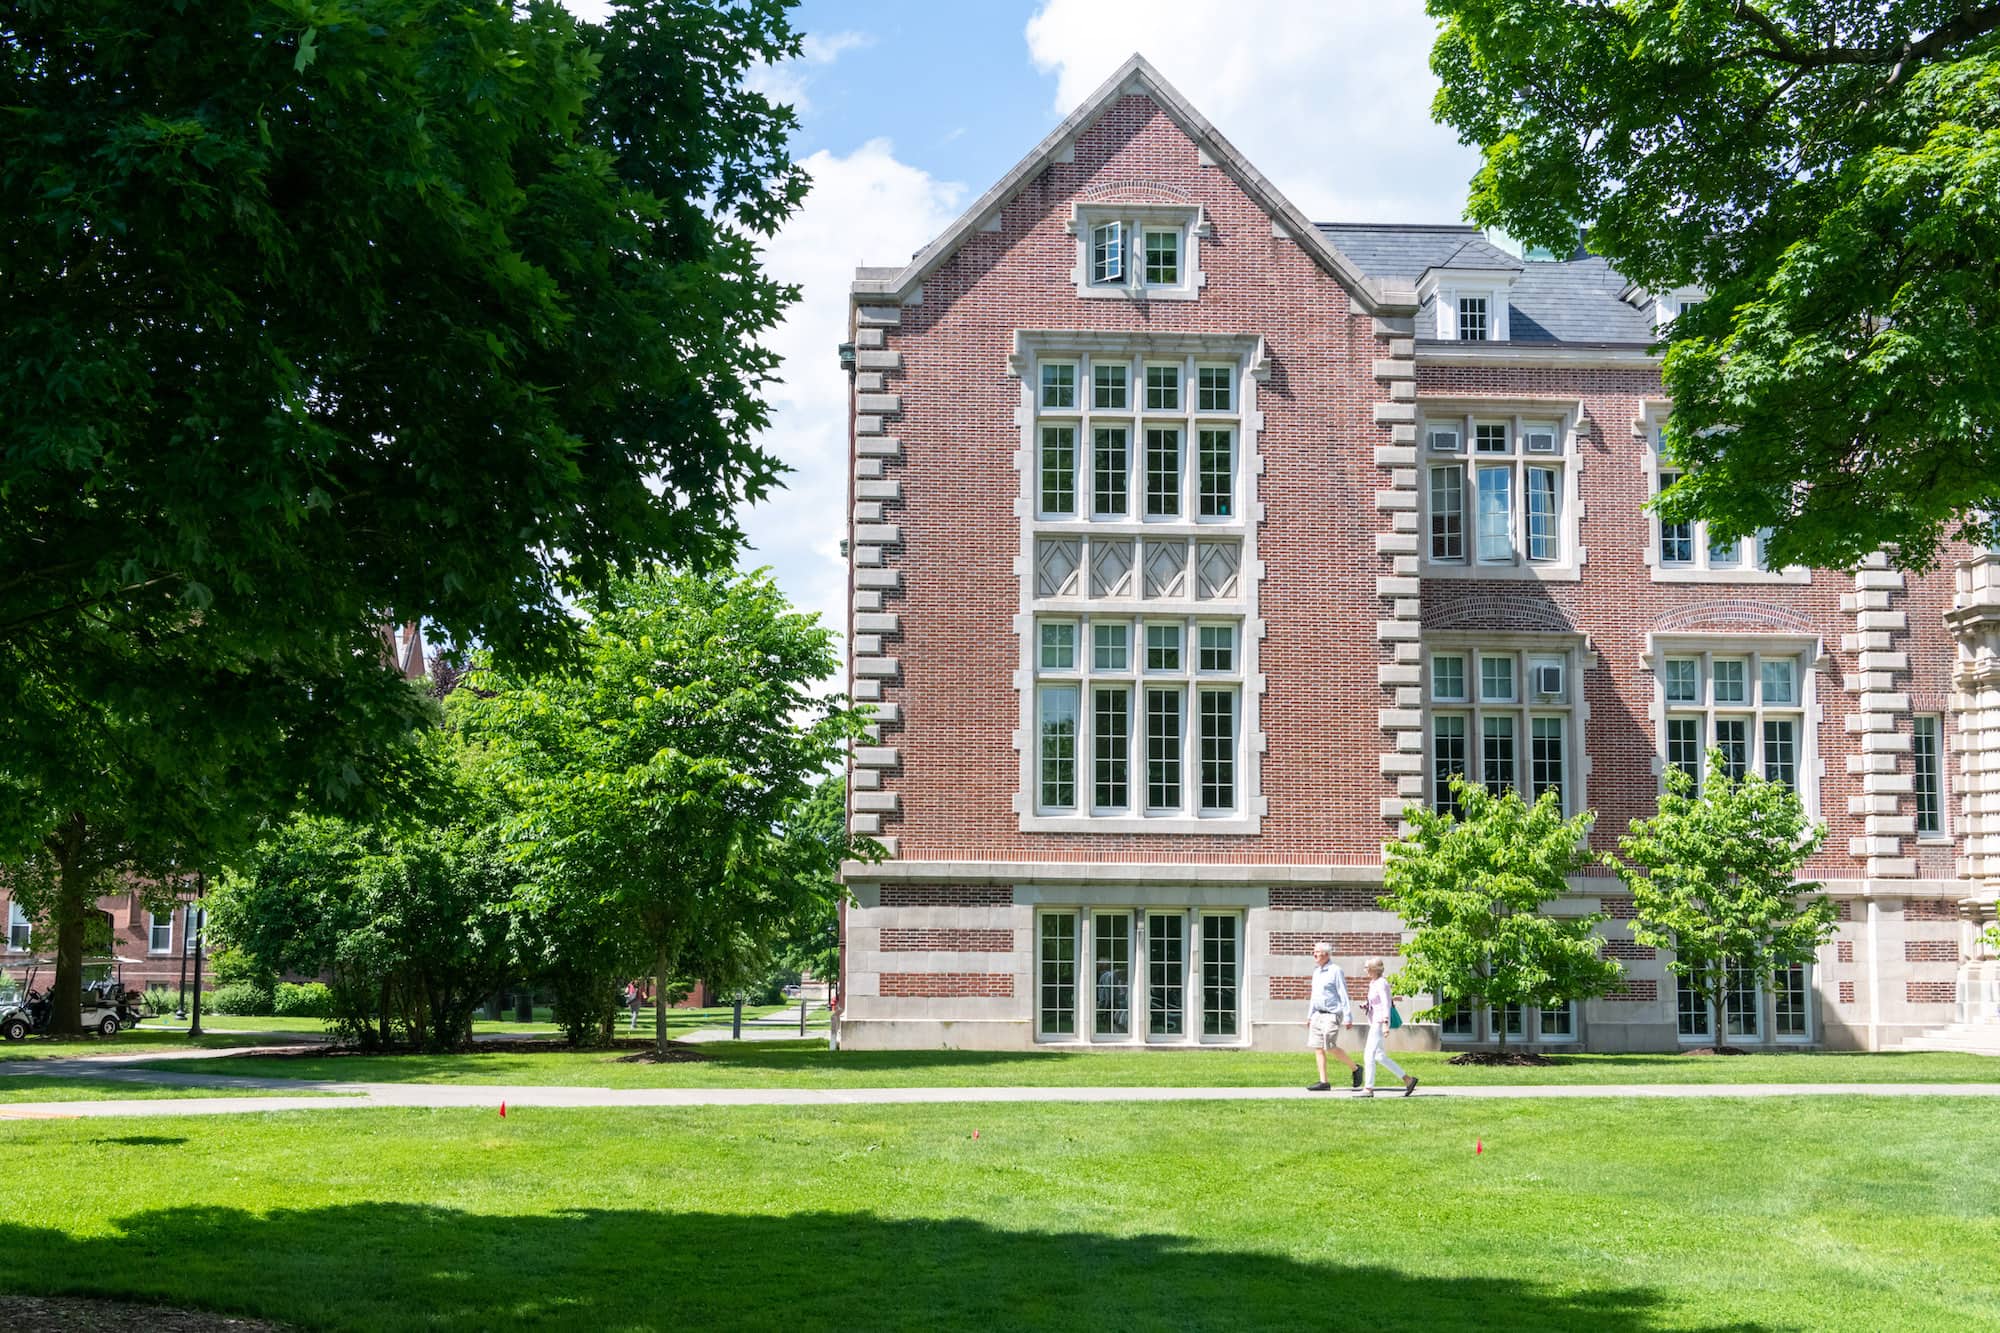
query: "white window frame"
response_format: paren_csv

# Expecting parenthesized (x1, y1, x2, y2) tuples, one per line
(1420, 270, 1515, 342)
(1643, 634, 1823, 819)
(148, 909, 174, 955)
(1013, 333, 1266, 834)
(1675, 960, 1811, 1047)
(1912, 714, 1950, 842)
(1639, 402, 1809, 584)
(1033, 905, 1244, 1047)
(6, 902, 29, 953)
(1070, 204, 1208, 301)
(1418, 402, 1583, 581)
(1424, 635, 1587, 818)
(1438, 998, 1580, 1046)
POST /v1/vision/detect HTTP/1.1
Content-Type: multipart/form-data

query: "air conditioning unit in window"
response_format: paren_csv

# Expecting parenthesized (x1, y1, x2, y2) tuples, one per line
(1532, 662, 1565, 697)
(1525, 429, 1559, 454)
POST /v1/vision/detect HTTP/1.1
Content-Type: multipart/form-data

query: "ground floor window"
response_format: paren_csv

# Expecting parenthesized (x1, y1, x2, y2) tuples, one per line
(1450, 1000, 1574, 1045)
(1037, 909, 1242, 1043)
(1677, 961, 1812, 1043)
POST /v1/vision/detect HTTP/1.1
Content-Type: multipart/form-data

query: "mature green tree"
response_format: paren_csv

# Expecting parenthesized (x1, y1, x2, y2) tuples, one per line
(1429, 0, 2000, 570)
(463, 570, 868, 1056)
(1, 0, 804, 1029)
(1615, 755, 1834, 1050)
(1381, 777, 1623, 1048)
(210, 737, 520, 1052)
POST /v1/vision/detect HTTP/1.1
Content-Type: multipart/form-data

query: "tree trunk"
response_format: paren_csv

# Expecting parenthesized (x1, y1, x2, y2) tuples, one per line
(47, 815, 90, 1038)
(653, 946, 669, 1056)
(1712, 991, 1728, 1051)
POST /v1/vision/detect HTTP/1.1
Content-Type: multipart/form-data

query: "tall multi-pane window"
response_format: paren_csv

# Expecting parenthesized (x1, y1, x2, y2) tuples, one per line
(1092, 688, 1130, 810)
(1913, 715, 1945, 836)
(1657, 468, 1694, 565)
(1457, 296, 1488, 341)
(1722, 959, 1760, 1039)
(1773, 964, 1810, 1039)
(1196, 429, 1234, 517)
(1093, 912, 1132, 1038)
(1430, 646, 1576, 813)
(1038, 912, 1078, 1036)
(1430, 465, 1465, 561)
(1676, 970, 1709, 1039)
(1200, 914, 1240, 1037)
(1424, 418, 1568, 567)
(1144, 428, 1181, 517)
(1145, 688, 1183, 810)
(1659, 649, 1810, 804)
(1143, 229, 1180, 285)
(1039, 687, 1078, 809)
(148, 911, 173, 954)
(5, 903, 28, 952)
(1147, 914, 1185, 1038)
(1026, 348, 1252, 827)
(1093, 427, 1128, 516)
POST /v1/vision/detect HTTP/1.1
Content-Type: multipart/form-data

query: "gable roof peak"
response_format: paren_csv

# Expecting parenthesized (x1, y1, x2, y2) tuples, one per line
(851, 52, 1414, 315)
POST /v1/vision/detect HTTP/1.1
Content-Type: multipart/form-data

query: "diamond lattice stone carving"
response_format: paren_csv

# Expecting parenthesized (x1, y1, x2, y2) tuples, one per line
(1090, 538, 1134, 598)
(1144, 539, 1188, 599)
(1038, 538, 1081, 598)
(1196, 541, 1239, 600)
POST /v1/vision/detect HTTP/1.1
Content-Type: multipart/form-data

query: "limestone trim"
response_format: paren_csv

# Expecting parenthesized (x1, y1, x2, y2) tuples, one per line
(1844, 552, 1915, 877)
(1949, 552, 2000, 888)
(1372, 313, 1423, 827)
(847, 302, 909, 853)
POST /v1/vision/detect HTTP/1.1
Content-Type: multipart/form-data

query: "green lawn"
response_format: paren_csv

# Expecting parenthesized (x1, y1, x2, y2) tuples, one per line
(0, 1098, 1990, 1329)
(0, 1077, 351, 1104)
(134, 1040, 2000, 1090)
(0, 1028, 325, 1061)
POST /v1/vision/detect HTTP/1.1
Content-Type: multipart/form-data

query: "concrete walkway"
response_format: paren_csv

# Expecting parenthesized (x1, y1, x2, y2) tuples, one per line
(3, 1078, 1998, 1119)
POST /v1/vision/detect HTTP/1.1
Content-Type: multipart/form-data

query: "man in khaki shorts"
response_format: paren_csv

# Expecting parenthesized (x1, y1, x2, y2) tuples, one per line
(1304, 942, 1361, 1091)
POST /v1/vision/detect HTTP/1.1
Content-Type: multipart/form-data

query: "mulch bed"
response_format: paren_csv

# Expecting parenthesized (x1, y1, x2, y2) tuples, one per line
(0, 1294, 288, 1331)
(1681, 1045, 1754, 1056)
(613, 1042, 713, 1064)
(1446, 1050, 1560, 1067)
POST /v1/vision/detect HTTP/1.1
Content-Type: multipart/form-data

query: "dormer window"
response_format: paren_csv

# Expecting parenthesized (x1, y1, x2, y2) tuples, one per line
(1072, 204, 1206, 301)
(1457, 297, 1489, 342)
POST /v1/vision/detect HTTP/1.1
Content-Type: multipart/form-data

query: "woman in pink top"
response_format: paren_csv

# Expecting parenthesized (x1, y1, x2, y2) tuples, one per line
(1360, 957, 1418, 1098)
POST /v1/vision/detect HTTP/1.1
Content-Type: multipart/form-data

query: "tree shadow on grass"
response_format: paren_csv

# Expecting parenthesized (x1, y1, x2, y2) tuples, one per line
(0, 1203, 1778, 1333)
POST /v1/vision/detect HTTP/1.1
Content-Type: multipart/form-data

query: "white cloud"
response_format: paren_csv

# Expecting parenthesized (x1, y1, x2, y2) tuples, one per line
(746, 28, 873, 112)
(737, 141, 965, 655)
(1024, 1, 1481, 222)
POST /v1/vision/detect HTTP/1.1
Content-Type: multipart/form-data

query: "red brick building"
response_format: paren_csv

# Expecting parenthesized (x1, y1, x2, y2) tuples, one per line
(836, 57, 2000, 1053)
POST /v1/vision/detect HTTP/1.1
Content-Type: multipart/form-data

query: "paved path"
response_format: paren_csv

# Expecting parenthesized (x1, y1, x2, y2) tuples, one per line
(3, 1078, 1998, 1119)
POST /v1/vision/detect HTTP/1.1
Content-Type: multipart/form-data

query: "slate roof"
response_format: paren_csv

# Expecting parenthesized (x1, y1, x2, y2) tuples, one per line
(1316, 223, 1656, 346)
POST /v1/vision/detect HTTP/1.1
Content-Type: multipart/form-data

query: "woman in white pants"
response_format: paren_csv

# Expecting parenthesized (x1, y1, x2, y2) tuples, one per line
(1359, 957, 1418, 1098)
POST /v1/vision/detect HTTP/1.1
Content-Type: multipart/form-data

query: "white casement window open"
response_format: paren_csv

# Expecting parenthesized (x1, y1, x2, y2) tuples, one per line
(1090, 221, 1124, 285)
(1427, 645, 1576, 816)
(1658, 649, 1809, 802)
(1423, 417, 1571, 572)
(1036, 612, 1243, 819)
(1035, 908, 1243, 1044)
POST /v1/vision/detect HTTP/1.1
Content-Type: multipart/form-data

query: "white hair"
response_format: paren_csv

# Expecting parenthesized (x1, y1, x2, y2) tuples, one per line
(1365, 956, 1387, 974)
(1312, 941, 1332, 955)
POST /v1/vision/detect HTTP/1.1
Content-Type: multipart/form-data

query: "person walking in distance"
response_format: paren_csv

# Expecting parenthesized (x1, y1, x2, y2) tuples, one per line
(1303, 942, 1361, 1091)
(1359, 957, 1418, 1098)
(625, 980, 643, 1032)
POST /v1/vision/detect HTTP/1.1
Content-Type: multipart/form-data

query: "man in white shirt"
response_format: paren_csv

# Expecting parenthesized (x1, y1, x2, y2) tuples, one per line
(1304, 942, 1361, 1091)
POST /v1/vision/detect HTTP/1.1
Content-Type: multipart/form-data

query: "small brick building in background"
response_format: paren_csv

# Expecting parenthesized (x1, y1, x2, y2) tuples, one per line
(835, 57, 1998, 1054)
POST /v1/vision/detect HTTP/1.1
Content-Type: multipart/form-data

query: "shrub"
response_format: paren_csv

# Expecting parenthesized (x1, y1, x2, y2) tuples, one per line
(209, 947, 276, 989)
(142, 985, 177, 1015)
(272, 981, 334, 1019)
(209, 981, 274, 1016)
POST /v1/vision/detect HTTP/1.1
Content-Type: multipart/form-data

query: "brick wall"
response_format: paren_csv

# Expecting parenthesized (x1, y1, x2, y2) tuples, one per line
(1605, 980, 1658, 1002)
(1268, 976, 1308, 1000)
(1268, 931, 1401, 956)
(1837, 940, 1854, 963)
(879, 928, 1015, 952)
(1600, 940, 1656, 960)
(1905, 980, 1956, 1005)
(1904, 899, 1959, 922)
(1904, 940, 1961, 964)
(1599, 895, 1637, 919)
(1839, 981, 1856, 1004)
(878, 884, 1013, 908)
(1269, 887, 1382, 912)
(878, 973, 1015, 998)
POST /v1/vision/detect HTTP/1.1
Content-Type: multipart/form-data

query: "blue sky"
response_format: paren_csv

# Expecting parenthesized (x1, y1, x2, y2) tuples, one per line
(562, 2, 1484, 657)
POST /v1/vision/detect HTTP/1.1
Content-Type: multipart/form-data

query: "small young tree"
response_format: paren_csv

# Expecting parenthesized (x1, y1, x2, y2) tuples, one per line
(1381, 777, 1622, 1048)
(1616, 754, 1834, 1051)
